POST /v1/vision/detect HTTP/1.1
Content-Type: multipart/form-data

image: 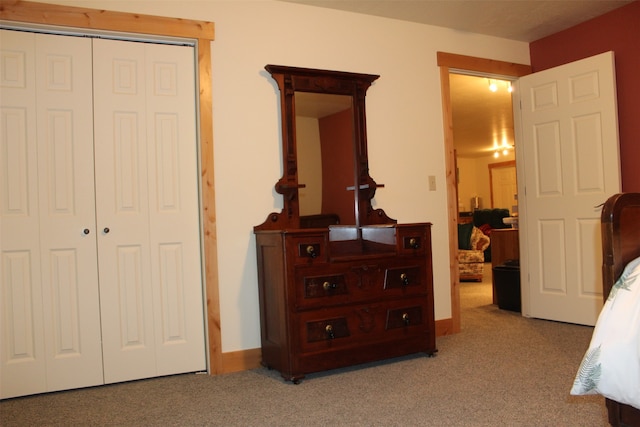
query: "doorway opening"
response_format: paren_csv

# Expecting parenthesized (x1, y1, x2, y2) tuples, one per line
(437, 52, 531, 334)
(451, 72, 518, 316)
(451, 73, 517, 215)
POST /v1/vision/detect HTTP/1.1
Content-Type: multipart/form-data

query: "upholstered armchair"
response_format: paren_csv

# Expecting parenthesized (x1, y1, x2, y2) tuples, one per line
(458, 223, 491, 281)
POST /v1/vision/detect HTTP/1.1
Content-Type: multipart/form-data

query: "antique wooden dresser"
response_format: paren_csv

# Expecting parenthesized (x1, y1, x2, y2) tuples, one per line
(255, 65, 436, 383)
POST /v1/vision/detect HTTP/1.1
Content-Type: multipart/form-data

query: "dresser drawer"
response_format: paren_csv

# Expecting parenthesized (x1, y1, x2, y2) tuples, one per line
(386, 305, 423, 329)
(296, 300, 431, 354)
(306, 317, 350, 342)
(297, 304, 381, 353)
(294, 261, 428, 310)
(397, 224, 431, 256)
(302, 273, 349, 299)
(380, 261, 429, 299)
(287, 234, 328, 264)
(383, 265, 422, 289)
(294, 263, 384, 309)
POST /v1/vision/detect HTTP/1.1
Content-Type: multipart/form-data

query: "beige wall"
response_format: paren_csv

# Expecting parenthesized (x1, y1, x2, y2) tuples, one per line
(43, 0, 530, 352)
(458, 152, 516, 212)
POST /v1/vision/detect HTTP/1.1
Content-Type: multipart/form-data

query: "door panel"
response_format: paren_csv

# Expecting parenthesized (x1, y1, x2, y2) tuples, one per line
(0, 30, 103, 399)
(144, 42, 205, 376)
(36, 32, 104, 393)
(93, 39, 157, 383)
(93, 38, 205, 383)
(0, 30, 46, 399)
(517, 51, 621, 325)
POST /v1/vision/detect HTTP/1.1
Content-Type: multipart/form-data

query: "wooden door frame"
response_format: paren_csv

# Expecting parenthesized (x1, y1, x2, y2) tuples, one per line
(437, 52, 530, 334)
(1, 1, 223, 374)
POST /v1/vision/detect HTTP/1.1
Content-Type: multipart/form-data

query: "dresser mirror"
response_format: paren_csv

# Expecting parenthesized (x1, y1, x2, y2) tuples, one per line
(295, 92, 356, 226)
(255, 64, 395, 232)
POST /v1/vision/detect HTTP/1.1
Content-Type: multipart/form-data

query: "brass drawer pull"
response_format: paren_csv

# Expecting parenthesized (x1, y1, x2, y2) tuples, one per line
(325, 324, 335, 339)
(402, 313, 410, 326)
(323, 281, 337, 291)
(306, 245, 318, 258)
(409, 238, 419, 249)
(400, 273, 410, 286)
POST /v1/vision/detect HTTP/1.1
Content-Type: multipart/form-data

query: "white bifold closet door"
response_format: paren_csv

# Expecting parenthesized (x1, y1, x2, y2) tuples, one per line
(0, 30, 205, 399)
(1, 30, 103, 399)
(93, 38, 205, 384)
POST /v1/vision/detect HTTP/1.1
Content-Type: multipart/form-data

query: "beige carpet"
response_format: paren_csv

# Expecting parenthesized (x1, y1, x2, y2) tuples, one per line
(0, 265, 608, 426)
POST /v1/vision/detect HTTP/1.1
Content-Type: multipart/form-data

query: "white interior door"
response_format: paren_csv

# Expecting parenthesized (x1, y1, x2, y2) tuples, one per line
(1, 30, 103, 399)
(35, 32, 104, 393)
(490, 164, 517, 210)
(1, 29, 45, 399)
(93, 38, 205, 384)
(516, 51, 621, 325)
(142, 42, 206, 377)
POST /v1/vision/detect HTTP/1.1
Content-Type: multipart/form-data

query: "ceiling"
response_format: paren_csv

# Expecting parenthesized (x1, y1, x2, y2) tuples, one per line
(281, 0, 632, 158)
(450, 74, 514, 158)
(280, 0, 633, 42)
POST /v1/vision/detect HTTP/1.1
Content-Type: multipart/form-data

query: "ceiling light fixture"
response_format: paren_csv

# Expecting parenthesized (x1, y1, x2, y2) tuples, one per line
(492, 139, 514, 158)
(487, 79, 514, 93)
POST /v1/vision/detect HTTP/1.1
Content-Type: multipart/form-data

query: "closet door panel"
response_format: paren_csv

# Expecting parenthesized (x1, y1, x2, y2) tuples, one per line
(35, 33, 103, 391)
(94, 39, 205, 382)
(0, 30, 46, 399)
(1, 30, 103, 398)
(93, 39, 157, 383)
(145, 43, 205, 375)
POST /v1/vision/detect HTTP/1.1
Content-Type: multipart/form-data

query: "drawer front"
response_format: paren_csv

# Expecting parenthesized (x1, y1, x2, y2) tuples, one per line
(303, 274, 349, 299)
(306, 317, 350, 342)
(296, 300, 432, 353)
(286, 233, 329, 265)
(386, 305, 423, 329)
(397, 224, 431, 257)
(294, 263, 385, 309)
(295, 261, 428, 309)
(384, 265, 422, 290)
(381, 261, 428, 298)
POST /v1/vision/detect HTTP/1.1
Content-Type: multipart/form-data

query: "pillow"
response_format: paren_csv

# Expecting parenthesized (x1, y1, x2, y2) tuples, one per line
(457, 223, 474, 250)
(570, 256, 640, 410)
(470, 227, 490, 252)
(478, 223, 492, 237)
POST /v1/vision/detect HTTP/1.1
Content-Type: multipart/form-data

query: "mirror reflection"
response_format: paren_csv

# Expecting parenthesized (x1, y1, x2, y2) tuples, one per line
(255, 64, 390, 232)
(296, 92, 355, 226)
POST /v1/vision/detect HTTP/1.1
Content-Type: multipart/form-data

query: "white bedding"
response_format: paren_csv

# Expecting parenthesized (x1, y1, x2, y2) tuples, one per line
(571, 256, 640, 410)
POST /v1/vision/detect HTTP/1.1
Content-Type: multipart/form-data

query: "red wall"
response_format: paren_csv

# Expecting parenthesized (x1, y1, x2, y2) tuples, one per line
(529, 0, 640, 192)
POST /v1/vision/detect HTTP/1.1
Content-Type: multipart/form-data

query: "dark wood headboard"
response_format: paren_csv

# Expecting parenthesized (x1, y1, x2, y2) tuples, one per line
(601, 192, 640, 299)
(600, 193, 640, 427)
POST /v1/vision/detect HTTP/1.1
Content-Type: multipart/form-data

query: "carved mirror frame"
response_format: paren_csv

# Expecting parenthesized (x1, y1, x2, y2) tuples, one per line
(255, 64, 395, 231)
